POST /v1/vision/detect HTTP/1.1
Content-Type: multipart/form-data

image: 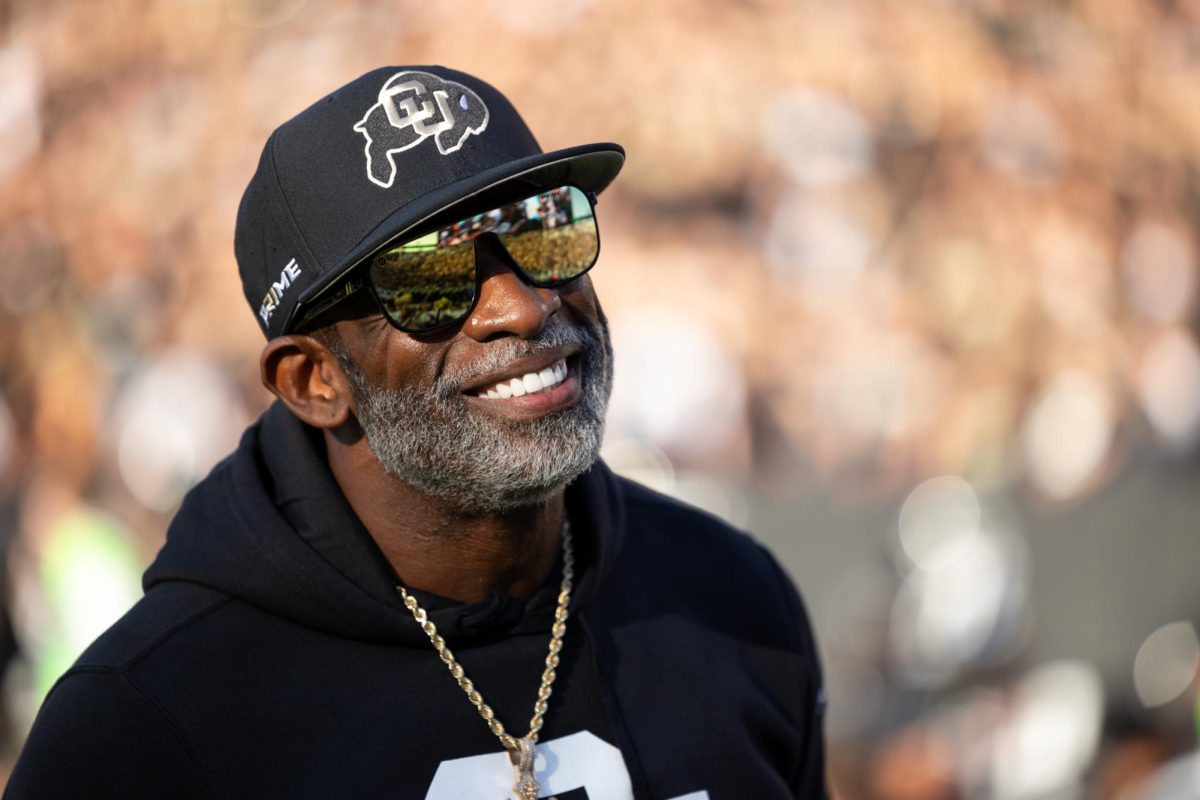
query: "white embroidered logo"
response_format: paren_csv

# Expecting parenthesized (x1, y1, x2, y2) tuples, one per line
(353, 71, 490, 189)
(258, 257, 302, 325)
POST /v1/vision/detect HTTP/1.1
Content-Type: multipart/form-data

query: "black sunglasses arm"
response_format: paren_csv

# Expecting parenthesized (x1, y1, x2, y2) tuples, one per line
(291, 277, 366, 333)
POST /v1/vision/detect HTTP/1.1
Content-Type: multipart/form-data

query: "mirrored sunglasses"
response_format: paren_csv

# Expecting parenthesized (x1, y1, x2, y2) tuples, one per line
(294, 184, 600, 334)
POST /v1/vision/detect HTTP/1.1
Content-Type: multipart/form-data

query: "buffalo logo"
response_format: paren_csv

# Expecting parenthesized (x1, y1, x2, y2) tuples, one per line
(353, 71, 490, 189)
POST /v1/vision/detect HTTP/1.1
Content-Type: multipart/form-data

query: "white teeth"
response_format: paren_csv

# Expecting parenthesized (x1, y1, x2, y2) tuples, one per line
(478, 358, 569, 399)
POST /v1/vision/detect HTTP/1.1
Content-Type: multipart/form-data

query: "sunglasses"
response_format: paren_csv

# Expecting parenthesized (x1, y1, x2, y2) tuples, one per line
(293, 184, 600, 334)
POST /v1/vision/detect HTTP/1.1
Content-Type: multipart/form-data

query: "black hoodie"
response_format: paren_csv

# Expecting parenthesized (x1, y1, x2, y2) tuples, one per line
(7, 403, 827, 799)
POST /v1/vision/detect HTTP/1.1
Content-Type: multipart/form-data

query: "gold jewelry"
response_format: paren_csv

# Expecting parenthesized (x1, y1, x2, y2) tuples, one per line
(397, 521, 574, 800)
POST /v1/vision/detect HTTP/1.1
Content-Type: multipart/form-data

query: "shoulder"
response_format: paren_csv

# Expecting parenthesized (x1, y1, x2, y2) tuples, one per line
(594, 474, 829, 791)
(613, 475, 790, 594)
(604, 475, 816, 649)
(7, 670, 216, 799)
(71, 581, 230, 673)
(6, 584, 229, 798)
(7, 584, 227, 798)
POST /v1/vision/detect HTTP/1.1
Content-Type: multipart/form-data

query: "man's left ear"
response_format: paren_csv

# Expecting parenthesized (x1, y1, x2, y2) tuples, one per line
(259, 334, 353, 430)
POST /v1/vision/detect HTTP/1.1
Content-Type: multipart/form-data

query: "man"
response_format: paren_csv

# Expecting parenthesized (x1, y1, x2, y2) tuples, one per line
(7, 66, 827, 799)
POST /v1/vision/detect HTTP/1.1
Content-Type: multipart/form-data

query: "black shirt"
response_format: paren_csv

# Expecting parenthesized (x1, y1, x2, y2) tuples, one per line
(7, 403, 827, 798)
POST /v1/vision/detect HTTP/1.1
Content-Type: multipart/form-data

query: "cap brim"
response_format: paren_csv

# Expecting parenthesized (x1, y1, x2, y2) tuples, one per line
(284, 142, 624, 331)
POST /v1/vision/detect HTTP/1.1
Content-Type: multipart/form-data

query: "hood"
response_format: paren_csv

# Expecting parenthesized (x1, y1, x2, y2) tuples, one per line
(144, 402, 626, 646)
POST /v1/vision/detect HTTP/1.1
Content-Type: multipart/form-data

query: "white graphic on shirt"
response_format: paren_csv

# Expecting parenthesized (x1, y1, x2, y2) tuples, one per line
(425, 731, 631, 798)
(423, 729, 697, 799)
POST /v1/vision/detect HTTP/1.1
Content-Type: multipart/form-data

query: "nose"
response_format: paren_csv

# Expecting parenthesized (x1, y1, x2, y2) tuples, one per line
(463, 233, 561, 342)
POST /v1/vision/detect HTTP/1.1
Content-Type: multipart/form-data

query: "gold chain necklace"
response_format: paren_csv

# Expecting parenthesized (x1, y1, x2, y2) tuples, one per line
(397, 522, 574, 800)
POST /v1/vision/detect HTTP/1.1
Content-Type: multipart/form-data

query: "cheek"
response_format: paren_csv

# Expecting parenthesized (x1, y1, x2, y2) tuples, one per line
(340, 319, 444, 391)
(379, 338, 445, 391)
(558, 276, 605, 327)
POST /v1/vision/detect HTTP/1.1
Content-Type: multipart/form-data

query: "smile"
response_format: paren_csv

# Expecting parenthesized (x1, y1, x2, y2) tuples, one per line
(474, 358, 569, 399)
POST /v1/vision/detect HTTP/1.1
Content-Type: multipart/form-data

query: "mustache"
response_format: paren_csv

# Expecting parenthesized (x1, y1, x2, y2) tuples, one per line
(436, 320, 604, 397)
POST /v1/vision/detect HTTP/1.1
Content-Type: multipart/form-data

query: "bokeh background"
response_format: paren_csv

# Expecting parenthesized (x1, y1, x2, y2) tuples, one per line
(2, 0, 1200, 796)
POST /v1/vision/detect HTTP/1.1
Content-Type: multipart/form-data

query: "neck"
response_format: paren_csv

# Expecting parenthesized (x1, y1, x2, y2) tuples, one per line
(325, 429, 566, 604)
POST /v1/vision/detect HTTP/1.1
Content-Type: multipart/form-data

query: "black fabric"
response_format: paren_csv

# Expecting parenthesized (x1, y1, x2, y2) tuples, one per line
(235, 66, 625, 338)
(6, 403, 827, 799)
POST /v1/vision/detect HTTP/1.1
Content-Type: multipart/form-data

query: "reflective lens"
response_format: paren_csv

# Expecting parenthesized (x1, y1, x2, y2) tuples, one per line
(368, 185, 598, 331)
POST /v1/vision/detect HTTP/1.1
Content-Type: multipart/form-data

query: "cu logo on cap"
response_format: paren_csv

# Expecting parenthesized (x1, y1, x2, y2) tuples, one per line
(353, 71, 490, 189)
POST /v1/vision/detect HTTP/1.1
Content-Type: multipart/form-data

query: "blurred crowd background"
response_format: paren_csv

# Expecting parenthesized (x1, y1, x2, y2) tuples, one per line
(1, 0, 1199, 796)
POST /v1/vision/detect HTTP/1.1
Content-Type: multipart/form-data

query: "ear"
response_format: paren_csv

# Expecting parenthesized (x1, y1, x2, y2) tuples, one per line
(260, 335, 353, 430)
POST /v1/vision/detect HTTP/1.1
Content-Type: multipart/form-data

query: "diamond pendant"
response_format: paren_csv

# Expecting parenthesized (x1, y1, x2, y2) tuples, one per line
(509, 736, 539, 800)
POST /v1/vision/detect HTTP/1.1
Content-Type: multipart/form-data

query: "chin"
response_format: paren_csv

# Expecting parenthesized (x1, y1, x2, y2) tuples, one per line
(407, 455, 598, 517)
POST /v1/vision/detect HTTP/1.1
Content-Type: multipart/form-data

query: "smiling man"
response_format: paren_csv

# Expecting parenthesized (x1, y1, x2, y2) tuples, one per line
(7, 67, 827, 799)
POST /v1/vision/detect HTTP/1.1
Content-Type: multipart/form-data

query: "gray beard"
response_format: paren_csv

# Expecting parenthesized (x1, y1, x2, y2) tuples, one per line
(329, 319, 613, 516)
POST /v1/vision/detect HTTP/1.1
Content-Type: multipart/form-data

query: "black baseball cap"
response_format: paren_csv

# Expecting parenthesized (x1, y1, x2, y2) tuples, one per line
(235, 65, 625, 338)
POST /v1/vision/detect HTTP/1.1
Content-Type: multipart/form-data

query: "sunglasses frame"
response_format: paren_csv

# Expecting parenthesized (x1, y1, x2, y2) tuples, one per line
(291, 184, 600, 335)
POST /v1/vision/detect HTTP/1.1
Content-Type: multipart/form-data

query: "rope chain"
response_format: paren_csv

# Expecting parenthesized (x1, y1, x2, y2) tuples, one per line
(397, 521, 575, 755)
